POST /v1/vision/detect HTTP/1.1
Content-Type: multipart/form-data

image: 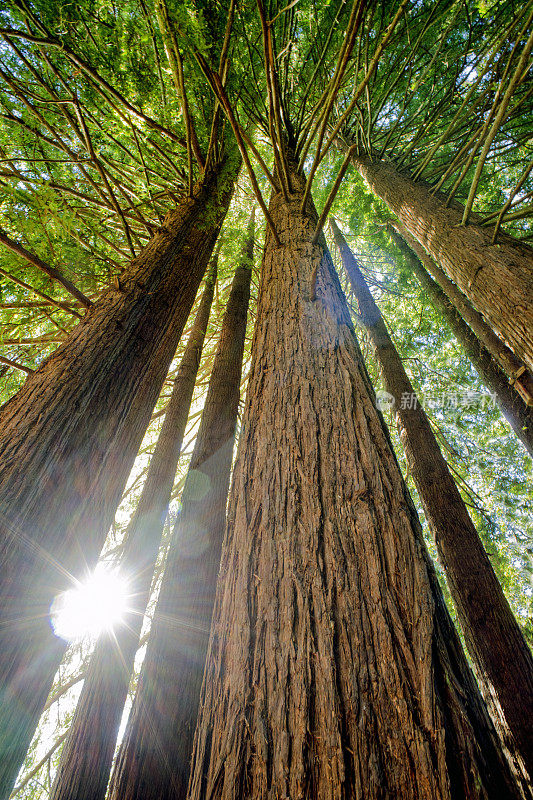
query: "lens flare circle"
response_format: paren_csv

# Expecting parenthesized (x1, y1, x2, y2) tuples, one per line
(51, 564, 129, 642)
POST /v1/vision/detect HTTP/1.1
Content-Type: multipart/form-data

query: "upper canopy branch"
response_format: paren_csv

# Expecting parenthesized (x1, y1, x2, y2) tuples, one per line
(153, 0, 205, 191)
(0, 227, 92, 308)
(196, 53, 280, 245)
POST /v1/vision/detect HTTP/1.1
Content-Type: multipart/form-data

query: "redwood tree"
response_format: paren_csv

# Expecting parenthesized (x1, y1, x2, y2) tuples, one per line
(109, 216, 253, 800)
(330, 216, 533, 779)
(48, 260, 218, 800)
(0, 158, 237, 800)
(352, 157, 533, 375)
(186, 1, 528, 793)
(187, 158, 521, 800)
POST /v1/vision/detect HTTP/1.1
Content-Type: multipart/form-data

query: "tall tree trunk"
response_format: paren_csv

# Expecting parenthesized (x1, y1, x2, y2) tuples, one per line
(48, 260, 218, 800)
(352, 156, 533, 375)
(330, 217, 533, 782)
(390, 223, 532, 406)
(187, 168, 522, 800)
(387, 225, 533, 455)
(0, 153, 238, 800)
(109, 215, 253, 800)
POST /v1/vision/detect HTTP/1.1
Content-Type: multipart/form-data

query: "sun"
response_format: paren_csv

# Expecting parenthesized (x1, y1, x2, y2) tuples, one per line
(51, 563, 129, 643)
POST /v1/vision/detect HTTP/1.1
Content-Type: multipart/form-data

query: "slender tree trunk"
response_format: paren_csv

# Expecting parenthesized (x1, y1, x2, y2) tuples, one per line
(387, 225, 533, 455)
(0, 154, 238, 800)
(390, 222, 533, 406)
(48, 260, 218, 800)
(352, 156, 533, 375)
(109, 216, 253, 800)
(187, 166, 522, 800)
(330, 217, 533, 782)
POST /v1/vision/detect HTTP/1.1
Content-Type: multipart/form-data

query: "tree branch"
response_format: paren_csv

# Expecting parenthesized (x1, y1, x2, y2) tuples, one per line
(0, 354, 33, 374)
(0, 227, 92, 308)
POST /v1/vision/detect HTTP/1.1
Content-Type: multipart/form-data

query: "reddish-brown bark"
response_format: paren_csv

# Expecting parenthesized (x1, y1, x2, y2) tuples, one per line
(331, 217, 533, 782)
(109, 217, 253, 800)
(187, 166, 521, 800)
(48, 263, 217, 800)
(353, 156, 533, 374)
(0, 154, 238, 800)
(388, 225, 533, 455)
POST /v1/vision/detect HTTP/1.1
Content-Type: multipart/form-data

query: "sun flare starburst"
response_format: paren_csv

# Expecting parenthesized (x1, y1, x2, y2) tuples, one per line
(50, 564, 129, 643)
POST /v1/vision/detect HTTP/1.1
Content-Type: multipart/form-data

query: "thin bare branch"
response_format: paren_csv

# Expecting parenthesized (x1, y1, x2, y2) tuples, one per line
(0, 266, 83, 318)
(312, 145, 357, 245)
(198, 59, 280, 245)
(462, 21, 533, 223)
(0, 227, 92, 308)
(491, 159, 533, 242)
(10, 732, 69, 797)
(0, 354, 33, 374)
(154, 0, 204, 186)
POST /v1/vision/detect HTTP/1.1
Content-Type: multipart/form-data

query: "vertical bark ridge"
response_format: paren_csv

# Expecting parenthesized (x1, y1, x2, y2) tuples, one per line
(187, 169, 521, 800)
(352, 156, 533, 374)
(48, 261, 218, 800)
(388, 225, 533, 455)
(0, 153, 239, 800)
(108, 214, 253, 800)
(330, 217, 533, 782)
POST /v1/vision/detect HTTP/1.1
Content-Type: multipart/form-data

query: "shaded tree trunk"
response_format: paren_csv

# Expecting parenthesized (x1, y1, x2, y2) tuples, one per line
(390, 223, 532, 406)
(187, 166, 522, 800)
(48, 260, 218, 800)
(109, 215, 253, 800)
(388, 225, 533, 455)
(330, 217, 533, 782)
(0, 153, 238, 800)
(352, 156, 533, 375)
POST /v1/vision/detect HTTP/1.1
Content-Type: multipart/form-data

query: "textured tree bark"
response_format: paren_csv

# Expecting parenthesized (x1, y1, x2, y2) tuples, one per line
(388, 225, 533, 455)
(109, 218, 253, 800)
(187, 166, 522, 800)
(0, 154, 238, 800)
(48, 261, 218, 800)
(330, 217, 533, 783)
(352, 156, 533, 374)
